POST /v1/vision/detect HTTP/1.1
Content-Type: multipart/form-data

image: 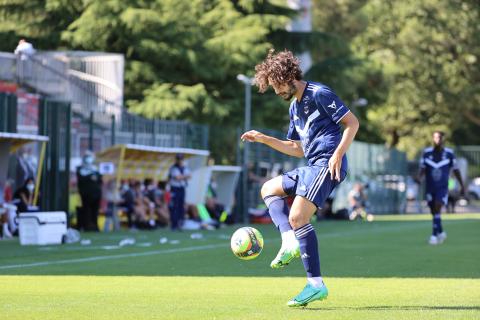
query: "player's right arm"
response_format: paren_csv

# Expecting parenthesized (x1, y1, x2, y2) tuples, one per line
(241, 130, 304, 158)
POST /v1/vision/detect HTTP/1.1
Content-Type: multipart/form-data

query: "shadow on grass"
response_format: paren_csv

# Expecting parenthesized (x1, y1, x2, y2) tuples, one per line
(304, 305, 480, 311)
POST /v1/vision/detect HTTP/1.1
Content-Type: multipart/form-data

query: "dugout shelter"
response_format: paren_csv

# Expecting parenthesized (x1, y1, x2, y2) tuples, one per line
(95, 144, 210, 204)
(0, 132, 49, 206)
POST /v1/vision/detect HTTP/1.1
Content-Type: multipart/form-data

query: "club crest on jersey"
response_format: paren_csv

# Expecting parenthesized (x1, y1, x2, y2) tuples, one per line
(327, 100, 337, 109)
(304, 105, 309, 114)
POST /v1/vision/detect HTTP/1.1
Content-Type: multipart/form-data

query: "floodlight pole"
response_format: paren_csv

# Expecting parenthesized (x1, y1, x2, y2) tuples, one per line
(237, 74, 253, 223)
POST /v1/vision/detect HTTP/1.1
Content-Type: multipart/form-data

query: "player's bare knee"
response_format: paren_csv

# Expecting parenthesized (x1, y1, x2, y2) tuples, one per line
(261, 179, 279, 198)
(260, 182, 270, 198)
(289, 214, 306, 229)
(288, 215, 297, 228)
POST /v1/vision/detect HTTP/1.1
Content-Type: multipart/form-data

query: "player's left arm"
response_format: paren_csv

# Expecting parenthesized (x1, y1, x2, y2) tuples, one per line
(453, 169, 465, 196)
(329, 112, 359, 181)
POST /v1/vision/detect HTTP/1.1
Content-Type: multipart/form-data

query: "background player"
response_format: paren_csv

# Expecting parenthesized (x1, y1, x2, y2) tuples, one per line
(416, 131, 465, 245)
(241, 49, 359, 307)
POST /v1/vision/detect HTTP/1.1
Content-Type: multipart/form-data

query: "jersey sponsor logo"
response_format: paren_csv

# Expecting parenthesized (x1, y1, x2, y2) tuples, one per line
(327, 100, 337, 109)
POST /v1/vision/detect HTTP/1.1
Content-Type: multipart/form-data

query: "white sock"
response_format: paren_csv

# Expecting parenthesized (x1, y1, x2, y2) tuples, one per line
(3, 223, 12, 237)
(307, 277, 324, 288)
(281, 230, 297, 248)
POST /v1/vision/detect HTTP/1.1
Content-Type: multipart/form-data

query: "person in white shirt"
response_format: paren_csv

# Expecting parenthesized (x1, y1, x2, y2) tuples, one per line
(14, 39, 36, 60)
(168, 154, 191, 231)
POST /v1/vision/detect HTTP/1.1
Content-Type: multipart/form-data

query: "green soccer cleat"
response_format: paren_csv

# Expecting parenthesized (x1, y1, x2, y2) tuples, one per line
(287, 283, 329, 307)
(270, 243, 300, 268)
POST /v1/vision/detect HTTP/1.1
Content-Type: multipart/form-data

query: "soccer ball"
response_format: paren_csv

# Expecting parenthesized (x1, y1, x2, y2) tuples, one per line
(230, 227, 264, 260)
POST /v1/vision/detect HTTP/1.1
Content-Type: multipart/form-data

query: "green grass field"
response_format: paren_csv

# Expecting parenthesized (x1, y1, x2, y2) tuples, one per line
(1, 214, 479, 320)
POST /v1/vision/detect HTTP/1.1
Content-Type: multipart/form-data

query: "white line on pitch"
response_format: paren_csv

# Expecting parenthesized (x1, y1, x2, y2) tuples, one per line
(0, 243, 227, 270)
(0, 219, 468, 271)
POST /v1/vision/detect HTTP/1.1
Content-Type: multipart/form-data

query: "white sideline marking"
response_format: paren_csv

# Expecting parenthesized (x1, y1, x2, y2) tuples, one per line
(0, 243, 227, 270)
(0, 219, 468, 271)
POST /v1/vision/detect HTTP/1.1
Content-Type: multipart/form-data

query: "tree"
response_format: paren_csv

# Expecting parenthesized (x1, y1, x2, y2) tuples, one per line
(353, 0, 480, 157)
(306, 0, 386, 143)
(60, 0, 291, 127)
(0, 0, 82, 50)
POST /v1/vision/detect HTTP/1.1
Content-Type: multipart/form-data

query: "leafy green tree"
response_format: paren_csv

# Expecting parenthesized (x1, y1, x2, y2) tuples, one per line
(353, 0, 479, 157)
(305, 0, 386, 143)
(0, 0, 81, 50)
(61, 0, 289, 126)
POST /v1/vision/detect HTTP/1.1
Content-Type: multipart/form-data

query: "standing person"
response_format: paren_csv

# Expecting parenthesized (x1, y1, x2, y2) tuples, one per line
(76, 151, 102, 231)
(168, 154, 191, 231)
(241, 49, 359, 307)
(14, 39, 36, 81)
(14, 39, 36, 59)
(416, 131, 465, 245)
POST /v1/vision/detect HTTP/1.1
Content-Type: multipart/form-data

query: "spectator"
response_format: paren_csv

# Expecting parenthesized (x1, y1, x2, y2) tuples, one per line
(205, 178, 225, 225)
(14, 39, 36, 82)
(168, 154, 191, 231)
(16, 148, 36, 190)
(76, 151, 102, 231)
(13, 177, 37, 213)
(348, 183, 373, 221)
(447, 176, 459, 213)
(143, 178, 159, 227)
(153, 181, 170, 227)
(119, 180, 135, 229)
(4, 179, 13, 204)
(247, 162, 268, 186)
(1, 206, 11, 238)
(103, 180, 121, 232)
(132, 181, 152, 228)
(0, 182, 14, 239)
(14, 39, 36, 60)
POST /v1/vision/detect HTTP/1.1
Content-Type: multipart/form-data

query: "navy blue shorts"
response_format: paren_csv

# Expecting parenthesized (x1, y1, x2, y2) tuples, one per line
(425, 188, 448, 206)
(282, 165, 346, 208)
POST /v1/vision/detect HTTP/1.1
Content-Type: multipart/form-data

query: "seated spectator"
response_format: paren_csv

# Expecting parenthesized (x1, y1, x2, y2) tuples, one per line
(447, 176, 459, 213)
(132, 181, 154, 229)
(153, 181, 170, 227)
(119, 180, 135, 229)
(1, 180, 13, 238)
(103, 179, 122, 232)
(1, 205, 12, 238)
(13, 177, 38, 213)
(205, 179, 225, 226)
(348, 183, 373, 221)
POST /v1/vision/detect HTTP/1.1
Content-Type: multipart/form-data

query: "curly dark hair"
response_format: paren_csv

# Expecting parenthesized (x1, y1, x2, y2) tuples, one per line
(254, 49, 303, 93)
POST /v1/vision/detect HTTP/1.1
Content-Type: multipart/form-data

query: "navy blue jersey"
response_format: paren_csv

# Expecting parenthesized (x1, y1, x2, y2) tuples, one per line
(420, 147, 458, 191)
(286, 82, 350, 167)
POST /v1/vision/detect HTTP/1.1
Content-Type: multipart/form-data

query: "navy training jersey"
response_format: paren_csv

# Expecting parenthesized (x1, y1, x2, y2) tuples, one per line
(420, 147, 458, 191)
(286, 82, 351, 167)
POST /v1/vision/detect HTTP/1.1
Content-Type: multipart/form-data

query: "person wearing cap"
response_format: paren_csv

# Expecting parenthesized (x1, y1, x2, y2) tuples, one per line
(168, 154, 191, 231)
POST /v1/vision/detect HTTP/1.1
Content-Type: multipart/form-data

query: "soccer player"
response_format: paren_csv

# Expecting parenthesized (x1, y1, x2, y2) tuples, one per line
(416, 131, 465, 245)
(241, 49, 359, 307)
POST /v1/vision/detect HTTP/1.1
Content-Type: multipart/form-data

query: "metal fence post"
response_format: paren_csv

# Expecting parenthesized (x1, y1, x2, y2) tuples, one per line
(132, 115, 137, 144)
(152, 119, 157, 146)
(89, 111, 94, 151)
(111, 114, 116, 146)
